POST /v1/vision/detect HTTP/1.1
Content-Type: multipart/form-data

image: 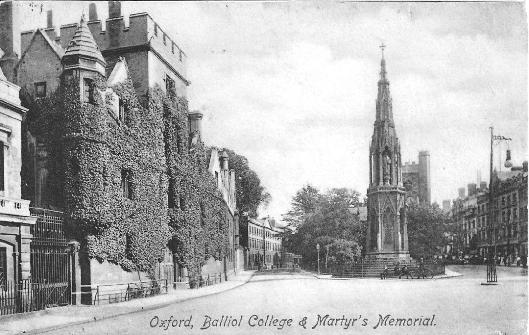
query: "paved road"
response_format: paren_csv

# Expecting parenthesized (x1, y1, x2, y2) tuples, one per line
(44, 266, 526, 335)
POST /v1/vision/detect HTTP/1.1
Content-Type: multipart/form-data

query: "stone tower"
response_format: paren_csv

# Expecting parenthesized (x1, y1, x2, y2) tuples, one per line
(418, 150, 431, 204)
(366, 46, 409, 259)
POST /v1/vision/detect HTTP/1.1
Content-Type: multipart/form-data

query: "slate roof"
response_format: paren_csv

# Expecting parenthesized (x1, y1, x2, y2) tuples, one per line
(63, 15, 106, 66)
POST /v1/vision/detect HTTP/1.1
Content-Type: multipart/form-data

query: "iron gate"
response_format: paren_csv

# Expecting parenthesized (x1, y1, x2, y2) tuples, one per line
(29, 208, 72, 309)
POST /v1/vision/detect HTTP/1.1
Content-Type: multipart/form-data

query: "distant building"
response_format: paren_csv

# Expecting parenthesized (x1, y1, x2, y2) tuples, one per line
(450, 165, 528, 264)
(241, 216, 283, 270)
(442, 199, 451, 213)
(402, 151, 431, 205)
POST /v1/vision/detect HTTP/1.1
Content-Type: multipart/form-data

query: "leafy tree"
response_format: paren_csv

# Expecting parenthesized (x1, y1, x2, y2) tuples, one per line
(406, 203, 452, 259)
(282, 184, 322, 227)
(327, 239, 361, 267)
(219, 148, 270, 217)
(284, 187, 364, 268)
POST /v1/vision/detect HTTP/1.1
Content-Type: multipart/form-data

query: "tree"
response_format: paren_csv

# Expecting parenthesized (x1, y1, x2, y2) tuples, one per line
(283, 187, 364, 268)
(282, 184, 322, 227)
(220, 148, 270, 217)
(406, 203, 452, 259)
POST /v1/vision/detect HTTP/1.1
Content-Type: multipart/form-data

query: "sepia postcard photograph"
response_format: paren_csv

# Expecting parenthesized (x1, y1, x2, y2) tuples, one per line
(0, 0, 526, 334)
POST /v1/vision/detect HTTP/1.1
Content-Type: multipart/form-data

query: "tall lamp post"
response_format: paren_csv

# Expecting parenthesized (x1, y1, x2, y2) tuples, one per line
(316, 243, 320, 274)
(485, 126, 511, 285)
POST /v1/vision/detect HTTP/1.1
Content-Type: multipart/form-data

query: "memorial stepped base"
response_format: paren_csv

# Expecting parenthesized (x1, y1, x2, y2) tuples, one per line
(331, 258, 418, 278)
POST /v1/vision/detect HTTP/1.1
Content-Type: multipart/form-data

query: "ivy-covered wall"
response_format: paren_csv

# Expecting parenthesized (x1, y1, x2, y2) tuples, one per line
(162, 91, 231, 278)
(22, 70, 233, 277)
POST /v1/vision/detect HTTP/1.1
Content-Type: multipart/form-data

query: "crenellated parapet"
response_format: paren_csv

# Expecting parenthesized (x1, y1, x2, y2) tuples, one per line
(20, 6, 188, 97)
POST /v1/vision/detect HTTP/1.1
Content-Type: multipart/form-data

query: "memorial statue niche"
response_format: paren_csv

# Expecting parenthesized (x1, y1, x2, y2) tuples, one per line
(383, 150, 392, 185)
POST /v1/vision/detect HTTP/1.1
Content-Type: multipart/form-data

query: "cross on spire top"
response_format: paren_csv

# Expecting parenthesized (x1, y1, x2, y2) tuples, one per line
(380, 43, 386, 59)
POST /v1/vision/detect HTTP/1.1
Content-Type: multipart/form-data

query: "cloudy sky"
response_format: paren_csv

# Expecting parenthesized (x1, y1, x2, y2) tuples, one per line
(21, 1, 527, 221)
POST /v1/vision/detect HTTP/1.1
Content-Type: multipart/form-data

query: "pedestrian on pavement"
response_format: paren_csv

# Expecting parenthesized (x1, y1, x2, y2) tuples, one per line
(399, 265, 409, 279)
(517, 256, 521, 267)
(380, 265, 388, 279)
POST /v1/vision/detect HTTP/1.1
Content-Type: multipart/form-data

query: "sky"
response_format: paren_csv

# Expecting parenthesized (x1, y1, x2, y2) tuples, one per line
(19, 1, 528, 222)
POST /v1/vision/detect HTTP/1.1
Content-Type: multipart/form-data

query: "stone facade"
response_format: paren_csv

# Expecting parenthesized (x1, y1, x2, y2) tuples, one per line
(243, 216, 283, 270)
(402, 150, 431, 205)
(0, 65, 37, 284)
(366, 51, 409, 260)
(450, 166, 528, 263)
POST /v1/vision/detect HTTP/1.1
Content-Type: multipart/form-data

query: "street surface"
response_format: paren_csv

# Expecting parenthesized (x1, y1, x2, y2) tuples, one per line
(43, 266, 526, 335)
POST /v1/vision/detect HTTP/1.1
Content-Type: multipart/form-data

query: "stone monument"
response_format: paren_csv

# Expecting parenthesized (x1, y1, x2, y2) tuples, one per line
(366, 45, 410, 260)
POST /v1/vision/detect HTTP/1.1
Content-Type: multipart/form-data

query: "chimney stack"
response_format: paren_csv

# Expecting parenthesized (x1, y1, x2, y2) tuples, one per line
(88, 3, 98, 21)
(108, 1, 122, 18)
(0, 1, 20, 82)
(46, 10, 53, 28)
(188, 111, 203, 139)
(220, 151, 229, 170)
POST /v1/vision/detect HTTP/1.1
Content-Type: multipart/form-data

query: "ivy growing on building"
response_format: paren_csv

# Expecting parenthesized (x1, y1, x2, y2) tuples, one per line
(21, 72, 231, 277)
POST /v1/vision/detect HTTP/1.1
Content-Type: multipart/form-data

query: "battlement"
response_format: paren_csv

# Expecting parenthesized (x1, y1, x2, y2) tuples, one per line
(402, 161, 418, 174)
(20, 11, 187, 83)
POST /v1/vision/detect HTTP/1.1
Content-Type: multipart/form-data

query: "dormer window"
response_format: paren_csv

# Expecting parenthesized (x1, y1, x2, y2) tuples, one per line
(35, 82, 46, 98)
(83, 78, 95, 104)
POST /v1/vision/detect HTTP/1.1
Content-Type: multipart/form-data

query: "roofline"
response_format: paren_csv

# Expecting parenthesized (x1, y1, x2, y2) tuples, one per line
(16, 29, 63, 72)
(101, 44, 190, 86)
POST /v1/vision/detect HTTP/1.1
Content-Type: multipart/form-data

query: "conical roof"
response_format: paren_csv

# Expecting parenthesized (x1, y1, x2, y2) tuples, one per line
(63, 15, 106, 67)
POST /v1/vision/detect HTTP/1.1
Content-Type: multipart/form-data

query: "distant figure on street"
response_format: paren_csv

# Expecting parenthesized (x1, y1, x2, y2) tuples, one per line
(517, 256, 521, 267)
(399, 265, 409, 279)
(380, 265, 389, 279)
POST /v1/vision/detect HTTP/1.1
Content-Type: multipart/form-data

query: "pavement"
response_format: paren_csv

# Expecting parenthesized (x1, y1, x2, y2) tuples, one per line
(1, 266, 526, 335)
(29, 265, 526, 335)
(0, 271, 255, 335)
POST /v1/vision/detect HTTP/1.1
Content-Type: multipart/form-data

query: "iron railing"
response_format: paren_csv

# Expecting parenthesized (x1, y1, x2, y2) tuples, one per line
(0, 279, 71, 316)
(84, 279, 168, 305)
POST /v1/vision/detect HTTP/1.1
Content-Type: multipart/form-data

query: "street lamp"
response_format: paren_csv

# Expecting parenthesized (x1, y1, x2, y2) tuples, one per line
(316, 243, 320, 274)
(484, 127, 511, 285)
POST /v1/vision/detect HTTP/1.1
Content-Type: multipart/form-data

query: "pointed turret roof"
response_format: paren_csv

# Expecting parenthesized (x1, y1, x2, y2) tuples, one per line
(63, 15, 106, 69)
